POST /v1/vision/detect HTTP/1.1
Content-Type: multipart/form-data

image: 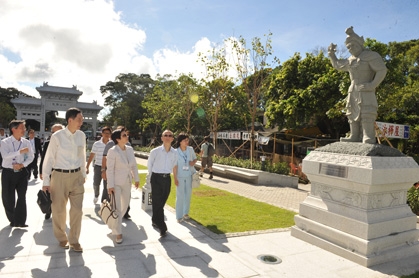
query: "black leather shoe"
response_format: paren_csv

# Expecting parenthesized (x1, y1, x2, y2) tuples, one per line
(10, 222, 14, 227)
(123, 213, 131, 219)
(160, 230, 167, 237)
(45, 213, 51, 220)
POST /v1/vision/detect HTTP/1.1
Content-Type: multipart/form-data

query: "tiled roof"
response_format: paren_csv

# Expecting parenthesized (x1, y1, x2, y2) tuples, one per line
(11, 97, 41, 105)
(36, 82, 82, 95)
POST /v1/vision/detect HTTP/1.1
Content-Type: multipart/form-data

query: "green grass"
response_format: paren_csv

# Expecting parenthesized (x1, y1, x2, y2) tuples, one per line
(138, 164, 148, 170)
(136, 164, 296, 234)
(165, 178, 296, 234)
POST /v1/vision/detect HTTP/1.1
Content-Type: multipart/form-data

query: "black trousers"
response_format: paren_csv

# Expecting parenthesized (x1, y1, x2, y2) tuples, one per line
(27, 155, 39, 179)
(1, 168, 29, 225)
(151, 173, 171, 233)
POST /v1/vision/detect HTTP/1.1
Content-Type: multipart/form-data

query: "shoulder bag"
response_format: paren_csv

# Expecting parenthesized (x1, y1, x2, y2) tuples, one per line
(100, 192, 118, 228)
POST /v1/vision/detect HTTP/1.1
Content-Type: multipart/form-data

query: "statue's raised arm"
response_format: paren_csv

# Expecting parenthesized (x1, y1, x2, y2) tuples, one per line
(328, 26, 387, 144)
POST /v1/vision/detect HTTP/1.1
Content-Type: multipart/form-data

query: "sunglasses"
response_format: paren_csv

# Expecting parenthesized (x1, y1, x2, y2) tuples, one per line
(163, 134, 173, 137)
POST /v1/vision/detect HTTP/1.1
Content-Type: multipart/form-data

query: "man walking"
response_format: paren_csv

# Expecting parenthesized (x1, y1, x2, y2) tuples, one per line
(42, 108, 86, 252)
(26, 129, 42, 180)
(0, 120, 34, 228)
(39, 123, 64, 220)
(147, 129, 177, 237)
(199, 136, 214, 179)
(86, 126, 111, 204)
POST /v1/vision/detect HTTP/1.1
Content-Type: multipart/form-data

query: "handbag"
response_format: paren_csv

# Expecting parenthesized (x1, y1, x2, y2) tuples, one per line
(37, 190, 51, 214)
(188, 147, 200, 188)
(100, 192, 118, 228)
(192, 172, 201, 188)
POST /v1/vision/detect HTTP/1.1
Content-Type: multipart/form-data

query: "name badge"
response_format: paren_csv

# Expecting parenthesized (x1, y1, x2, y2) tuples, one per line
(182, 166, 189, 171)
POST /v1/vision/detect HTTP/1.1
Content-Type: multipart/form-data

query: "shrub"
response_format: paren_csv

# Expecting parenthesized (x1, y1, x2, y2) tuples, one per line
(407, 185, 419, 216)
(136, 146, 290, 176)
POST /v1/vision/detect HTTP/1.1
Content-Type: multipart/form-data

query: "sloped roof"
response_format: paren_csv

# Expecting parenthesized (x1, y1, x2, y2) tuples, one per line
(11, 97, 41, 105)
(36, 82, 82, 96)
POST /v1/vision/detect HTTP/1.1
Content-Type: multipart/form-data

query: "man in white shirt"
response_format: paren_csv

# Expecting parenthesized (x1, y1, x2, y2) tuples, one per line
(147, 129, 177, 237)
(42, 108, 86, 252)
(0, 120, 34, 228)
(86, 126, 111, 204)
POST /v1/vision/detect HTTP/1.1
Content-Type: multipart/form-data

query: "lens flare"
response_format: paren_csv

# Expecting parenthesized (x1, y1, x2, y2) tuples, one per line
(190, 94, 199, 103)
(196, 107, 205, 118)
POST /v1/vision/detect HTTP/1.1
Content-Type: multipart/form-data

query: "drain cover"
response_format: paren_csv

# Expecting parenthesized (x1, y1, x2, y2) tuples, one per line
(257, 254, 282, 264)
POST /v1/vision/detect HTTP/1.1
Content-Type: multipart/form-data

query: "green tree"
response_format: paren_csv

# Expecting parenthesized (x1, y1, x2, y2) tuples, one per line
(198, 45, 238, 145)
(0, 87, 32, 128)
(265, 52, 348, 138)
(100, 73, 154, 137)
(227, 33, 276, 164)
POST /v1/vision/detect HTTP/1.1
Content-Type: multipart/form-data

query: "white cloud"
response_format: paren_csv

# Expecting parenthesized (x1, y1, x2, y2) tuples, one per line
(0, 0, 149, 105)
(0, 0, 229, 116)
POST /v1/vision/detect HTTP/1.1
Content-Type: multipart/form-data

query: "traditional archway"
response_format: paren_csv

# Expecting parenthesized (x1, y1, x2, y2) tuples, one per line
(11, 82, 103, 138)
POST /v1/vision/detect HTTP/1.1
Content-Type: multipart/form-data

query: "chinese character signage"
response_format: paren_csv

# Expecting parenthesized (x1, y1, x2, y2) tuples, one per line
(376, 122, 409, 139)
(242, 132, 258, 141)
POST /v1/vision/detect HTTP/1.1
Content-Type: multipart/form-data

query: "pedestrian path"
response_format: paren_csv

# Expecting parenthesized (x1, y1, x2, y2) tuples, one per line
(0, 161, 418, 277)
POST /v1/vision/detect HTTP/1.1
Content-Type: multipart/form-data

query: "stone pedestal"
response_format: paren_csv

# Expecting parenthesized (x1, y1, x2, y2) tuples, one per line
(291, 143, 419, 267)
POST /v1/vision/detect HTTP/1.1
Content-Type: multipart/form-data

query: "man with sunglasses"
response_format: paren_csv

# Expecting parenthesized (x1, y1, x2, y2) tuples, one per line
(1, 120, 34, 228)
(147, 130, 177, 237)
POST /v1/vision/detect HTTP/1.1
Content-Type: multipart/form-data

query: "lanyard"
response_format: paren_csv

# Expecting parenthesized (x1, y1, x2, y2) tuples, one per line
(180, 149, 188, 164)
(12, 140, 22, 152)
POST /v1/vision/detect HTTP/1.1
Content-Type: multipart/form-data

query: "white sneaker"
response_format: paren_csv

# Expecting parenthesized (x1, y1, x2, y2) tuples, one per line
(93, 197, 98, 204)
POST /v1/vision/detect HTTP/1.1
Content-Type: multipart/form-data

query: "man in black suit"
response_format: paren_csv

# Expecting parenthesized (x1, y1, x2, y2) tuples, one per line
(39, 124, 64, 220)
(27, 129, 42, 180)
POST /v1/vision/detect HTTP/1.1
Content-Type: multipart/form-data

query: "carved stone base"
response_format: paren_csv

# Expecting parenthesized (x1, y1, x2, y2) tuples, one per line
(291, 145, 419, 267)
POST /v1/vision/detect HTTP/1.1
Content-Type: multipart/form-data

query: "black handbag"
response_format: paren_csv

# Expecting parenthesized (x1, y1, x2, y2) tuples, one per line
(37, 190, 52, 214)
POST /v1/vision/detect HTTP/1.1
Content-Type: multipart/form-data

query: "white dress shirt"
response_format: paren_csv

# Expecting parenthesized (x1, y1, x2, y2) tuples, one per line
(42, 127, 86, 186)
(0, 135, 34, 169)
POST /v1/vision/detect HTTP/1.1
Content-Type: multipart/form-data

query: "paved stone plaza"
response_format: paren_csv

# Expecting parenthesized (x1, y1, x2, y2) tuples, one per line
(0, 156, 418, 277)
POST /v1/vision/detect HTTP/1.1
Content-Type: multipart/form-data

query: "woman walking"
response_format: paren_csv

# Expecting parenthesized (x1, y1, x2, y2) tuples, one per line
(106, 128, 139, 243)
(174, 133, 197, 223)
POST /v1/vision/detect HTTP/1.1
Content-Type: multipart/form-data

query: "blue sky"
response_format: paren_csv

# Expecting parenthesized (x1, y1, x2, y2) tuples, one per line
(0, 0, 418, 115)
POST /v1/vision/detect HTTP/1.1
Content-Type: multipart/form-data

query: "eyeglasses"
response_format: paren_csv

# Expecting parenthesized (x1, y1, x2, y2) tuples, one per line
(121, 134, 128, 137)
(163, 134, 173, 137)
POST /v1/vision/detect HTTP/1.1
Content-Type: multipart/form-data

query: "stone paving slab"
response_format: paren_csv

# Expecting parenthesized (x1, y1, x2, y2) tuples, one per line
(0, 158, 418, 277)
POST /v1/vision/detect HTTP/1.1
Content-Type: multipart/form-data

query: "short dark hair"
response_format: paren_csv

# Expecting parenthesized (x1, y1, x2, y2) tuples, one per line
(204, 136, 210, 142)
(65, 107, 82, 122)
(102, 126, 112, 133)
(8, 120, 25, 135)
(176, 132, 189, 147)
(111, 128, 126, 144)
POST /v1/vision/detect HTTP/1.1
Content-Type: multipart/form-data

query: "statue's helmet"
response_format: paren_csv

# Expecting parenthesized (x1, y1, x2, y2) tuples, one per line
(345, 26, 364, 47)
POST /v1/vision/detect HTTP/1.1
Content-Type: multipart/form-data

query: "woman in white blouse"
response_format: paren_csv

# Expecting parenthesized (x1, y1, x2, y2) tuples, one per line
(106, 128, 139, 243)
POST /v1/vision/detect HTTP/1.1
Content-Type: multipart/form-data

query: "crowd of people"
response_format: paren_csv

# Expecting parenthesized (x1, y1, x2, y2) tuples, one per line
(0, 107, 215, 251)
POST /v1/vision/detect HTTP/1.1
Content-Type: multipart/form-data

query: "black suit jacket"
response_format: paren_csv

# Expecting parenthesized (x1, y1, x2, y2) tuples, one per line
(39, 139, 50, 175)
(27, 137, 43, 159)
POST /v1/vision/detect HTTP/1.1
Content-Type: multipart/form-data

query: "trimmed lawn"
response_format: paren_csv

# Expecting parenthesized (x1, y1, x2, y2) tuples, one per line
(137, 167, 296, 234)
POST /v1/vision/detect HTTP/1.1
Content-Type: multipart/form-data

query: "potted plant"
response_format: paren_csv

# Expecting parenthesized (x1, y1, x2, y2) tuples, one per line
(407, 182, 419, 216)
